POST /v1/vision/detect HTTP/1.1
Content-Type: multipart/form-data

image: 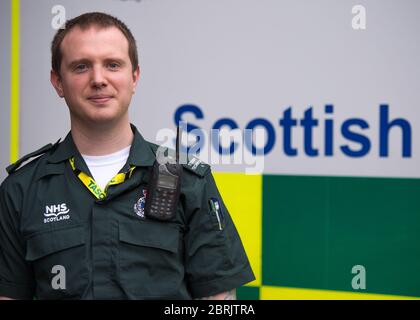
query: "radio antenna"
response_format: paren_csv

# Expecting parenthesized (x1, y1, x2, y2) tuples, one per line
(176, 125, 180, 164)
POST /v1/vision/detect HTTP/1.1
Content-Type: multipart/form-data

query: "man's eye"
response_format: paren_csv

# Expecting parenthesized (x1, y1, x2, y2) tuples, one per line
(108, 62, 120, 70)
(75, 64, 87, 72)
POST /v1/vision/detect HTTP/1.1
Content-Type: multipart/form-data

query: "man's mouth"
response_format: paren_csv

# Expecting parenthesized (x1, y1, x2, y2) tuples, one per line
(87, 95, 113, 104)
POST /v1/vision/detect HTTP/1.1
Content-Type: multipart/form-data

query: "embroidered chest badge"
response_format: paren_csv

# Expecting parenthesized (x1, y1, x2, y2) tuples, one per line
(134, 189, 147, 218)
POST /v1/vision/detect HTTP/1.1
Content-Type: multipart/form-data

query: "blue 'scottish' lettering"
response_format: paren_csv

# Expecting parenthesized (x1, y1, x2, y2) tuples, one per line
(174, 104, 412, 158)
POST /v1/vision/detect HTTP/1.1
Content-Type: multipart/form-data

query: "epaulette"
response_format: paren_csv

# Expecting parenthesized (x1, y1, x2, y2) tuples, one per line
(150, 142, 210, 177)
(182, 155, 210, 177)
(6, 139, 61, 174)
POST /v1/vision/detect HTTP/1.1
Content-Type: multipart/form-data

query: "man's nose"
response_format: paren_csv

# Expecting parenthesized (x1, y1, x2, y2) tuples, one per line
(90, 66, 108, 88)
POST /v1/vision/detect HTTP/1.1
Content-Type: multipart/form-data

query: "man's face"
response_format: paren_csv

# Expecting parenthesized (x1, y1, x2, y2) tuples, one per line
(51, 26, 139, 127)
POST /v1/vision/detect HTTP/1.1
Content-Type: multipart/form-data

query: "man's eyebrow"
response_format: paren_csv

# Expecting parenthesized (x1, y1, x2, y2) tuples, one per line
(104, 58, 126, 65)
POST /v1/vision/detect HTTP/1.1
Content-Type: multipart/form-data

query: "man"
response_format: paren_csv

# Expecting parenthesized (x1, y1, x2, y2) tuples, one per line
(0, 12, 254, 299)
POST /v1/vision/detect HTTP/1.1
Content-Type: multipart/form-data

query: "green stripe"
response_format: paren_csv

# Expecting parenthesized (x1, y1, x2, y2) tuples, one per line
(237, 286, 260, 300)
(10, 0, 20, 163)
(262, 175, 420, 297)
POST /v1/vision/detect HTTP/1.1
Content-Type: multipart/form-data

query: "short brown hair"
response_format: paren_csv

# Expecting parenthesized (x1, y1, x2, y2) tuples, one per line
(51, 12, 139, 75)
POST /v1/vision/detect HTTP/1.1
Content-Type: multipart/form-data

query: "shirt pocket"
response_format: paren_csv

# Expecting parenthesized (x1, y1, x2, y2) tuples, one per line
(25, 225, 88, 299)
(118, 220, 184, 298)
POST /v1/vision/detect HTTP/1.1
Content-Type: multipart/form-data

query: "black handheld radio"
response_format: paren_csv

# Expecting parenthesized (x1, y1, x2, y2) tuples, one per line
(144, 126, 183, 221)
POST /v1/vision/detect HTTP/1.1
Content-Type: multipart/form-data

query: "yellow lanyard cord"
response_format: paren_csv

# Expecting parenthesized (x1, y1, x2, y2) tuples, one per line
(69, 157, 136, 200)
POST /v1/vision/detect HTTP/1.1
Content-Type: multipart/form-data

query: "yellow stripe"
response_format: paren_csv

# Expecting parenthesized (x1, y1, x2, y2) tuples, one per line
(10, 0, 20, 163)
(260, 286, 420, 300)
(213, 172, 262, 287)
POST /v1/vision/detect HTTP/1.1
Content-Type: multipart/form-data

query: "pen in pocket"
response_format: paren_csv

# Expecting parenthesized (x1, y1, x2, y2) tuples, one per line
(209, 198, 224, 231)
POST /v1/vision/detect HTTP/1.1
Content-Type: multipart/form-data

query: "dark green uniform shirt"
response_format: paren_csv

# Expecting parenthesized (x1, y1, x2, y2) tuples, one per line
(0, 125, 254, 299)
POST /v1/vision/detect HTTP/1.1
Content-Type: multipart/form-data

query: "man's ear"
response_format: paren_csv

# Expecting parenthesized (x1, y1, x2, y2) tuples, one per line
(50, 69, 64, 97)
(132, 65, 140, 94)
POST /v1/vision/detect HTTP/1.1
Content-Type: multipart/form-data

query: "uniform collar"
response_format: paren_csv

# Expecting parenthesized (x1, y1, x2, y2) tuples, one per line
(47, 124, 156, 168)
(127, 124, 156, 167)
(47, 132, 78, 164)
